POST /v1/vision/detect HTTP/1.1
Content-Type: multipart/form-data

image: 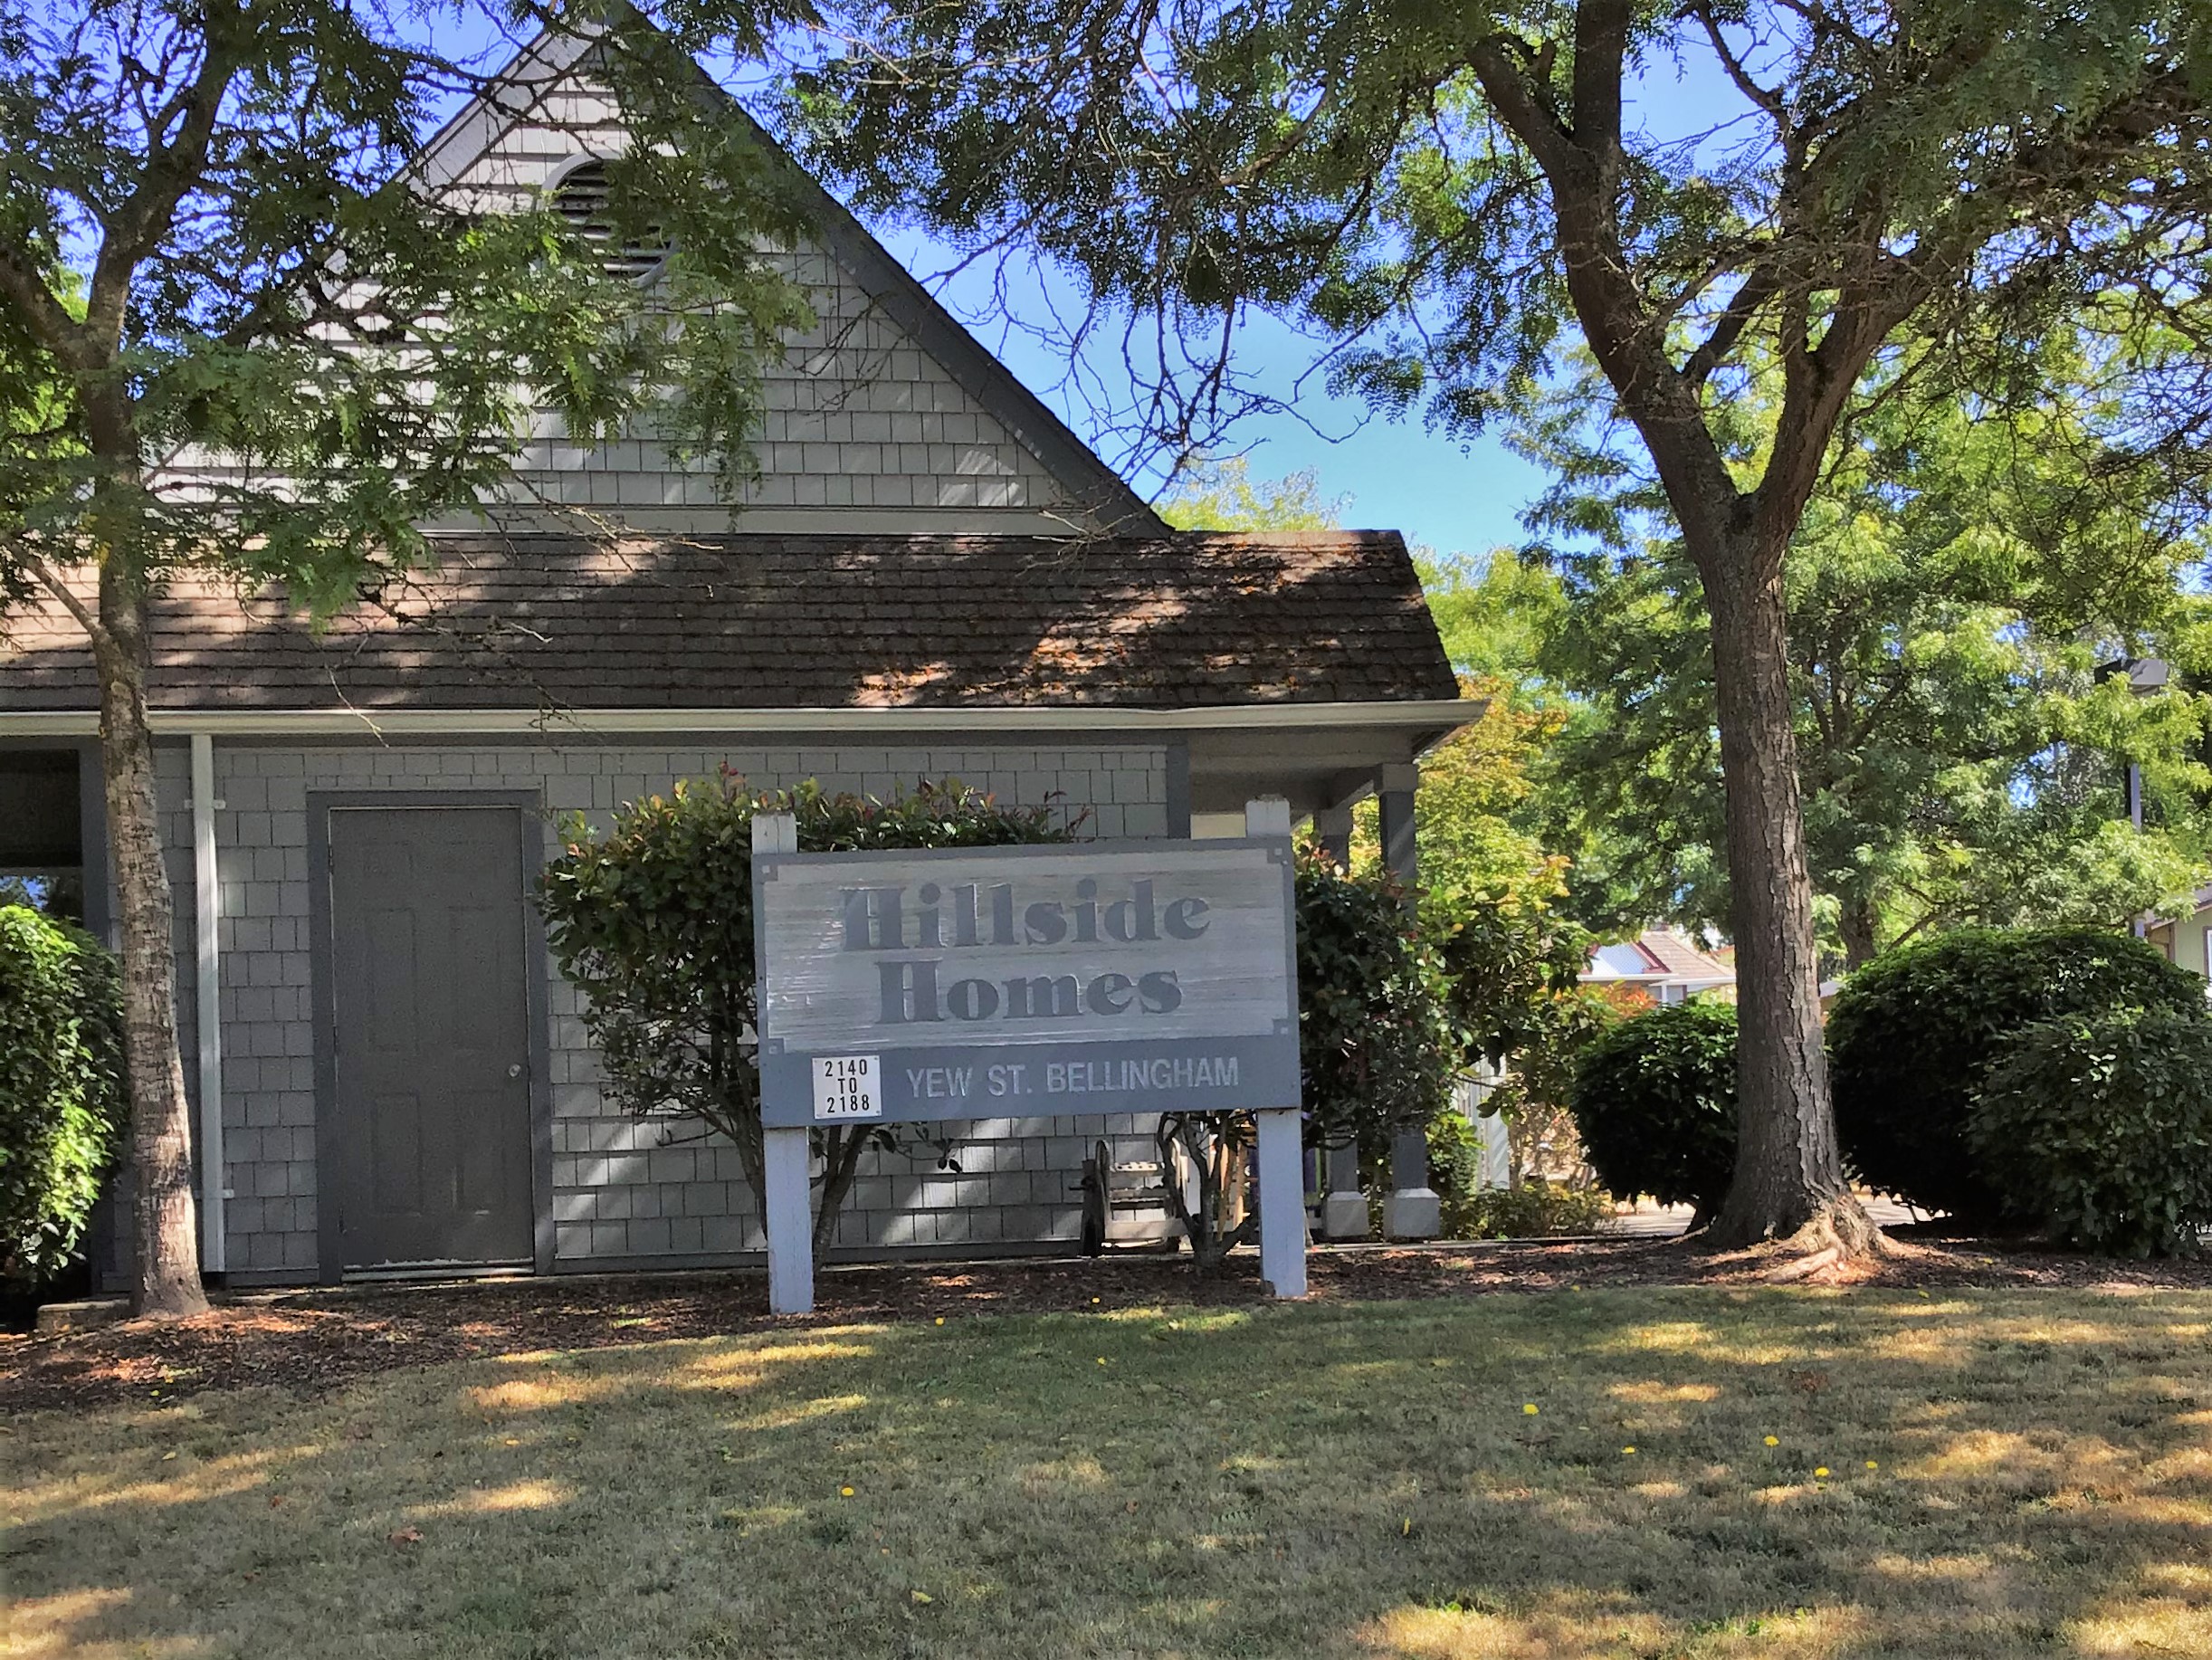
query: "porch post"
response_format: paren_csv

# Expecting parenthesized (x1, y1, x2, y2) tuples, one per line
(1246, 797, 1307, 1296)
(1377, 764, 1441, 1240)
(754, 810, 815, 1315)
(1311, 804, 1353, 871)
(1309, 802, 1370, 1237)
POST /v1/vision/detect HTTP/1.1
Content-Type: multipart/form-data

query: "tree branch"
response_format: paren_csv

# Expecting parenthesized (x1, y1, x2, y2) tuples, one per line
(1571, 0, 1631, 184)
(1463, 33, 1578, 182)
(15, 547, 110, 653)
(0, 253, 91, 369)
(1679, 266, 1778, 386)
(85, 3, 245, 351)
(1688, 2, 1785, 119)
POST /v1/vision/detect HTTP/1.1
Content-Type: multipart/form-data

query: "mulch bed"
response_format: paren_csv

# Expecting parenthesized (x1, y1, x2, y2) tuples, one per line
(9, 1232, 2212, 1417)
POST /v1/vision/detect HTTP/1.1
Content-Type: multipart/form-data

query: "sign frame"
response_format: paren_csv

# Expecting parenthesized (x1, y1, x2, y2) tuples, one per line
(750, 803, 1310, 1313)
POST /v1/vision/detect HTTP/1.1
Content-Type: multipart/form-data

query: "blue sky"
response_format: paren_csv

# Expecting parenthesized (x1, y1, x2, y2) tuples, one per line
(853, 47, 1742, 561)
(425, 14, 1742, 560)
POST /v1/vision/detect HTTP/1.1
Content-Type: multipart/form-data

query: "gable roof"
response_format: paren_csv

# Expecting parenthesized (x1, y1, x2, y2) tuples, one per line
(0, 532, 1456, 717)
(1585, 930, 1736, 989)
(412, 20, 1165, 535)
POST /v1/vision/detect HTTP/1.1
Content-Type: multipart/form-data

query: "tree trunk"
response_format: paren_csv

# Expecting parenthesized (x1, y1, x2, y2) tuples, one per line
(94, 567, 209, 1319)
(812, 1125, 868, 1260)
(1696, 538, 1874, 1253)
(1839, 898, 1880, 973)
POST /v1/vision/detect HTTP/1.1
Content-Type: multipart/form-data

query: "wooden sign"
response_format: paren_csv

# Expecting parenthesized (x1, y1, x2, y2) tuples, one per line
(752, 839, 1301, 1129)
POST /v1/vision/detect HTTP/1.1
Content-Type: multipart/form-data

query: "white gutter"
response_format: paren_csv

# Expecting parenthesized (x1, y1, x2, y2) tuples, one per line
(0, 698, 1477, 739)
(189, 733, 226, 1274)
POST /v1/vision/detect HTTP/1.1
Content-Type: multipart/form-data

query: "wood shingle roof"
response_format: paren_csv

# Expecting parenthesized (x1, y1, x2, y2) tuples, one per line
(0, 531, 1458, 713)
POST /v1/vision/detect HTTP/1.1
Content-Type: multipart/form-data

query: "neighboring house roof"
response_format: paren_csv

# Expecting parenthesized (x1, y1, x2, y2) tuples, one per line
(1583, 929, 1737, 993)
(0, 531, 1455, 715)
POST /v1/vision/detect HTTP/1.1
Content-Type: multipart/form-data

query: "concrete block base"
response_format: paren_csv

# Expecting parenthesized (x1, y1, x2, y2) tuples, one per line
(1321, 1193, 1371, 1240)
(35, 1296, 129, 1335)
(1384, 1188, 1442, 1241)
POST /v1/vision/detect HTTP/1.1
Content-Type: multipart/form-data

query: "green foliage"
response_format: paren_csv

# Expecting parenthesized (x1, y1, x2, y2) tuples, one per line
(1417, 549, 1565, 693)
(1459, 1180, 1616, 1243)
(1568, 1001, 1738, 1221)
(1293, 849, 1464, 1160)
(1829, 927, 2207, 1222)
(1429, 1109, 1614, 1239)
(539, 777, 1069, 1255)
(1485, 983, 1630, 1167)
(1974, 1006, 2212, 1257)
(0, 906, 125, 1283)
(1153, 457, 1343, 531)
(1521, 348, 2212, 961)
(1428, 886, 1588, 1070)
(1, 6, 820, 611)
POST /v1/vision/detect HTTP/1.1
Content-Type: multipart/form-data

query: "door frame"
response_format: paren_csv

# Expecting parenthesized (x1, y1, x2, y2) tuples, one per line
(308, 790, 556, 1283)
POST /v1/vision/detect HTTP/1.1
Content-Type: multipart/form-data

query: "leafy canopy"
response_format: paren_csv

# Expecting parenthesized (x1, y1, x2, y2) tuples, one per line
(1519, 346, 2212, 959)
(793, 0, 2212, 502)
(1154, 455, 1344, 532)
(0, 0, 819, 606)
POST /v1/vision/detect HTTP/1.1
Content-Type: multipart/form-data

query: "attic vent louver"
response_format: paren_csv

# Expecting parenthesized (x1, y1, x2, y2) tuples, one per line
(549, 160, 671, 281)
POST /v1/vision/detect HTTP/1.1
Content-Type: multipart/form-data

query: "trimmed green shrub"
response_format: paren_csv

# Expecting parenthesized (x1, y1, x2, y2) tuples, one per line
(0, 906, 126, 1283)
(1972, 1006, 2212, 1256)
(540, 776, 1070, 1259)
(1829, 928, 2205, 1221)
(1568, 999, 1737, 1223)
(1297, 850, 1464, 1159)
(1285, 851, 1467, 1270)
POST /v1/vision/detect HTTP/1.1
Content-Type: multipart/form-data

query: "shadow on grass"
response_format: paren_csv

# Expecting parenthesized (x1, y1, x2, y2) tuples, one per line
(5, 1288, 2211, 1658)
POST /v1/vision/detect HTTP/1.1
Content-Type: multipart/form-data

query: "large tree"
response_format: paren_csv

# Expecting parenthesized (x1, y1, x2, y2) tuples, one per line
(1521, 347, 2212, 967)
(794, 0, 2212, 1252)
(0, 2, 812, 1313)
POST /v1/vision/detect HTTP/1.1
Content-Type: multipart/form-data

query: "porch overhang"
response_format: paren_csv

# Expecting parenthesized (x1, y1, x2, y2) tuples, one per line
(0, 695, 1476, 823)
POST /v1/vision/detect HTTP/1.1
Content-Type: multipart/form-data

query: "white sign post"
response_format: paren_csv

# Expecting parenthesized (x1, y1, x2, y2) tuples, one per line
(753, 810, 816, 1318)
(1244, 796, 1307, 1299)
(751, 799, 1306, 1313)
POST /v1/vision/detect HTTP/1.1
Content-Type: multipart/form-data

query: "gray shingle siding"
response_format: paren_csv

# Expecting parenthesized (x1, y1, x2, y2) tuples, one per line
(161, 739, 1170, 1283)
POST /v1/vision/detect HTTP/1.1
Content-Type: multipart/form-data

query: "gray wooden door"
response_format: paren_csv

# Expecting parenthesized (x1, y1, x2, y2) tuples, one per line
(327, 806, 535, 1268)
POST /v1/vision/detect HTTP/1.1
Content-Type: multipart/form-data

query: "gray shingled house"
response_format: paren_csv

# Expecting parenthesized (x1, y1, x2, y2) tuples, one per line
(0, 26, 1464, 1286)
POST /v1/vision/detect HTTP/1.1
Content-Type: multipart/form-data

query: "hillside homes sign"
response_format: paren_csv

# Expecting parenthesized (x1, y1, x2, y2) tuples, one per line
(752, 840, 1301, 1127)
(749, 808, 1310, 1314)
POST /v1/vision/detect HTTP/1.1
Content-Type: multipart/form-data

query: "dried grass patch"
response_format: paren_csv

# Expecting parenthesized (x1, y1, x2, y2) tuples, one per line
(5, 1287, 2211, 1657)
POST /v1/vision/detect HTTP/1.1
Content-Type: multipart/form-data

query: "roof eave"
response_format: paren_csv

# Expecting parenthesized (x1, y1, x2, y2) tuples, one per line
(0, 697, 1477, 741)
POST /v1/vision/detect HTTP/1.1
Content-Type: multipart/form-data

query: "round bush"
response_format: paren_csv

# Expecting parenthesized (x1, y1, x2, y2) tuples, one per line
(1829, 928, 2205, 1221)
(1568, 999, 1737, 1220)
(1972, 1005, 2212, 1256)
(0, 906, 126, 1283)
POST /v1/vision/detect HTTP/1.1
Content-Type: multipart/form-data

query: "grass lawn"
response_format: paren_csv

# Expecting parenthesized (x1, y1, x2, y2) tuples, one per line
(5, 1286, 2211, 1658)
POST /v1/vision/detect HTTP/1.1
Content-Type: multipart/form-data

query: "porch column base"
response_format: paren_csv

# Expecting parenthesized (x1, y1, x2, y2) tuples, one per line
(1384, 1188, 1443, 1240)
(1386, 1126, 1440, 1240)
(1321, 1141, 1368, 1240)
